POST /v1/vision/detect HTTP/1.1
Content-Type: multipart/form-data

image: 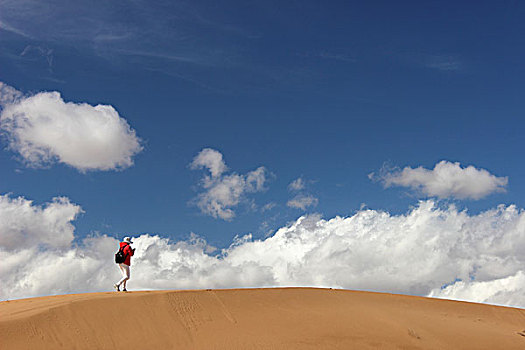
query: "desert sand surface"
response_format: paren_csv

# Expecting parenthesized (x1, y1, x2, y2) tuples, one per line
(1, 287, 524, 349)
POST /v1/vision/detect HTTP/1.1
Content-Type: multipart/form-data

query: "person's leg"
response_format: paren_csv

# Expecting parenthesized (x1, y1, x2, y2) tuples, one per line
(114, 264, 124, 291)
(117, 264, 130, 287)
(118, 264, 130, 290)
(122, 264, 130, 290)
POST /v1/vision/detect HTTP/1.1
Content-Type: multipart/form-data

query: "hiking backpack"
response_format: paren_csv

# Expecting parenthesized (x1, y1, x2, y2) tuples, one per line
(115, 245, 127, 264)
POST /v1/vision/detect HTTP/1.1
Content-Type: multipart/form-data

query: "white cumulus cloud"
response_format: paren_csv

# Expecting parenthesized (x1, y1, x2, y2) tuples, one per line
(288, 177, 306, 191)
(429, 271, 525, 307)
(2, 194, 524, 308)
(0, 194, 83, 250)
(287, 176, 318, 210)
(190, 148, 227, 178)
(0, 83, 143, 171)
(372, 161, 508, 200)
(190, 148, 268, 220)
(287, 194, 319, 210)
(0, 82, 23, 105)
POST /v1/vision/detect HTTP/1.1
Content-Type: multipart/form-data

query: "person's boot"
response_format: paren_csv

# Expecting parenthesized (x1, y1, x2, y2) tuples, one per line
(113, 284, 120, 292)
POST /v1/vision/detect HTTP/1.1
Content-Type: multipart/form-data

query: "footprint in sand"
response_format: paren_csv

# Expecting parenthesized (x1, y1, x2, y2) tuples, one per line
(408, 328, 421, 340)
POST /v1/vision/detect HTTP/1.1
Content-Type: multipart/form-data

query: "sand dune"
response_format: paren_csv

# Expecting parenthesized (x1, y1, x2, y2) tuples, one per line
(1, 288, 524, 349)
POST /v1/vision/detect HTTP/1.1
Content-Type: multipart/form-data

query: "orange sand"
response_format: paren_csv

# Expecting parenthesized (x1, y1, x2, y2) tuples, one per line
(1, 288, 524, 349)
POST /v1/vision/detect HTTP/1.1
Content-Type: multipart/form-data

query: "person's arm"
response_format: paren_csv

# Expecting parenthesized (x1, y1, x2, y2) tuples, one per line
(130, 245, 135, 256)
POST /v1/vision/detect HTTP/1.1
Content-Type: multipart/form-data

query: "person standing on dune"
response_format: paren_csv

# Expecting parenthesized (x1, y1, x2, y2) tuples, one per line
(114, 237, 135, 292)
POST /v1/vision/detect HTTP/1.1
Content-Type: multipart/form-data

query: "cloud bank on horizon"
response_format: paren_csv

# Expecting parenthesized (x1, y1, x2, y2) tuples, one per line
(190, 148, 269, 220)
(371, 160, 508, 200)
(0, 82, 142, 172)
(1, 193, 523, 308)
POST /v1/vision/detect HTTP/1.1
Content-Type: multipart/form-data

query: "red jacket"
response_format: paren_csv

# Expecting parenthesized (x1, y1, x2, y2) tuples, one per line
(119, 242, 134, 266)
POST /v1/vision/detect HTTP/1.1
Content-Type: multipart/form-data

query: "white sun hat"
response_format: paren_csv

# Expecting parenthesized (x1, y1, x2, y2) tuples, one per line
(123, 237, 132, 243)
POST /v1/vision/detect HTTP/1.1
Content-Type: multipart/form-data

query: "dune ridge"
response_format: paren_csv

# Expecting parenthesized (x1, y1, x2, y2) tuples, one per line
(1, 287, 524, 349)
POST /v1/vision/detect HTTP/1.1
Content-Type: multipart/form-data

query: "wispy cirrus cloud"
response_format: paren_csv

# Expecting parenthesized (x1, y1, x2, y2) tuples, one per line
(424, 57, 461, 71)
(419, 54, 461, 71)
(398, 52, 463, 71)
(299, 49, 357, 63)
(0, 19, 33, 38)
(0, 0, 259, 91)
(0, 0, 245, 65)
(20, 45, 54, 70)
(316, 52, 356, 63)
(0, 1, 342, 93)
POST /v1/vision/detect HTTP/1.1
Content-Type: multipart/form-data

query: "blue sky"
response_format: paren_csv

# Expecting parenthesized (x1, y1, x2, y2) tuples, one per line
(1, 0, 524, 249)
